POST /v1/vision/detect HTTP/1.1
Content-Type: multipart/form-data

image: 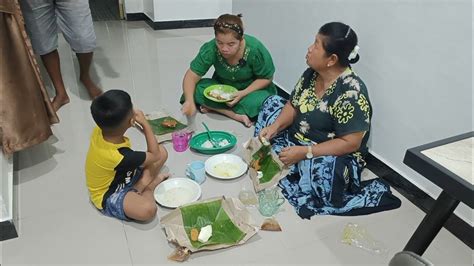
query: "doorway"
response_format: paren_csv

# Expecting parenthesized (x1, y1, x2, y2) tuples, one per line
(89, 0, 124, 21)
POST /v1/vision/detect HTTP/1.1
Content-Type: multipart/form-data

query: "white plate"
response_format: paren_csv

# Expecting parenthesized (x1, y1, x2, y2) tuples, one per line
(205, 154, 248, 179)
(154, 178, 201, 208)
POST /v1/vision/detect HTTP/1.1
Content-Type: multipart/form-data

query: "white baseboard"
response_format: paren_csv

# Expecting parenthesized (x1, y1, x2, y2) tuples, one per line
(0, 152, 13, 222)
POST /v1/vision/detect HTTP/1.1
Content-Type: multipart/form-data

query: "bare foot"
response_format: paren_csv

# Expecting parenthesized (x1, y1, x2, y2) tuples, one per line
(51, 94, 70, 111)
(235, 114, 253, 128)
(200, 106, 211, 114)
(80, 76, 102, 99)
(147, 173, 170, 190)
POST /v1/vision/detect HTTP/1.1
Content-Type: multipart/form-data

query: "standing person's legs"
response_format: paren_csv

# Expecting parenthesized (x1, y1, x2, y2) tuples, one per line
(41, 50, 70, 110)
(56, 0, 102, 99)
(77, 52, 102, 99)
(20, 0, 70, 111)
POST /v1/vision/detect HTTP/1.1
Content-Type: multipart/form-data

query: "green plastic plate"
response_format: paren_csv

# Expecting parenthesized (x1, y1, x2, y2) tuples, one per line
(203, 84, 238, 103)
(190, 131, 237, 154)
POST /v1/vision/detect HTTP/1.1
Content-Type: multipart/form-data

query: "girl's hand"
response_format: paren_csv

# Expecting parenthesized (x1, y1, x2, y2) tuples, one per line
(181, 100, 197, 116)
(226, 91, 246, 107)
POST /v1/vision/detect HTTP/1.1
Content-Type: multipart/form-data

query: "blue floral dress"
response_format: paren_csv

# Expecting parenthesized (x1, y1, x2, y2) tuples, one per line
(254, 68, 401, 219)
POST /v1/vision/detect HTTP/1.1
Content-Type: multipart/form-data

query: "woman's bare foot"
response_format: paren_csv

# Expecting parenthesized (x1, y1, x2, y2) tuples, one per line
(51, 93, 70, 111)
(235, 114, 253, 128)
(200, 106, 211, 114)
(147, 173, 170, 190)
(80, 76, 102, 99)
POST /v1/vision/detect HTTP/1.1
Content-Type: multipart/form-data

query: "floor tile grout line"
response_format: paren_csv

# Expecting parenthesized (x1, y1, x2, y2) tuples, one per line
(122, 222, 135, 266)
(123, 22, 137, 94)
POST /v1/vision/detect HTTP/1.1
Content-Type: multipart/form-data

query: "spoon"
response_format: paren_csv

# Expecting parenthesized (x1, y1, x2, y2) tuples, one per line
(202, 122, 219, 148)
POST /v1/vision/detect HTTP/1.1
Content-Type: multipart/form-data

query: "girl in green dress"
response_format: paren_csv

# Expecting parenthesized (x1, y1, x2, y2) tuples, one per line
(180, 14, 277, 127)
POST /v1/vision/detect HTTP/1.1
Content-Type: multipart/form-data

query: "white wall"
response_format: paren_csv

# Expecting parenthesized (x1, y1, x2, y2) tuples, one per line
(154, 0, 231, 22)
(124, 0, 143, 14)
(0, 152, 13, 222)
(124, 0, 232, 22)
(143, 0, 155, 21)
(234, 0, 473, 224)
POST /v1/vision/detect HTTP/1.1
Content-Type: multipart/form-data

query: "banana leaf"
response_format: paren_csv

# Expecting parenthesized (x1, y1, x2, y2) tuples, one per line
(147, 116, 187, 135)
(180, 199, 246, 249)
(243, 137, 291, 192)
(251, 145, 280, 184)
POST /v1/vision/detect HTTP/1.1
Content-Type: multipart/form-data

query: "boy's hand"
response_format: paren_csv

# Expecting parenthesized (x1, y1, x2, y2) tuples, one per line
(133, 109, 148, 126)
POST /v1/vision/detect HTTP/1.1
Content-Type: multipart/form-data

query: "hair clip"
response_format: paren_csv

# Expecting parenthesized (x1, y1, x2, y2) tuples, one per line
(215, 22, 243, 36)
(344, 27, 351, 38)
(348, 45, 360, 60)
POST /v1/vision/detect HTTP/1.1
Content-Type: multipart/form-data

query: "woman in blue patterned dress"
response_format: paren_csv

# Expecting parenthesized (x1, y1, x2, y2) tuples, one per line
(255, 22, 400, 219)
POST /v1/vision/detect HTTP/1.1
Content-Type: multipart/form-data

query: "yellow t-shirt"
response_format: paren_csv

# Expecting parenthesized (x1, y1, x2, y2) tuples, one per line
(85, 127, 145, 209)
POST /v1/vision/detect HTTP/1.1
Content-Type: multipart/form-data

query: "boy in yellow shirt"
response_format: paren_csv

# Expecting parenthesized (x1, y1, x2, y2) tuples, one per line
(85, 90, 168, 221)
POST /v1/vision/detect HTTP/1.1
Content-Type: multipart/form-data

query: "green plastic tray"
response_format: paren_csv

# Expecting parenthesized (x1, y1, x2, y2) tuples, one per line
(203, 84, 238, 103)
(190, 131, 237, 154)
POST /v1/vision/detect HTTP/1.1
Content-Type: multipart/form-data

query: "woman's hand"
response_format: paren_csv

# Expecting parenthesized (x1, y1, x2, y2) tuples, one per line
(259, 125, 279, 141)
(226, 90, 246, 107)
(181, 100, 197, 116)
(279, 146, 307, 166)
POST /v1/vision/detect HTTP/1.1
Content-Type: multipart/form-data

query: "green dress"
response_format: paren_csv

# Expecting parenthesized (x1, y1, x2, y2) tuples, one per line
(181, 34, 277, 118)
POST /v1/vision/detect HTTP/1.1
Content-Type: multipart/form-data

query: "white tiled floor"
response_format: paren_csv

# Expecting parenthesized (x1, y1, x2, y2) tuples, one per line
(1, 21, 472, 265)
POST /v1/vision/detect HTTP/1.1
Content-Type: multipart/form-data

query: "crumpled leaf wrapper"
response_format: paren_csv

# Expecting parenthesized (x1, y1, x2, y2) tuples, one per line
(167, 246, 191, 262)
(160, 197, 258, 253)
(242, 137, 290, 192)
(261, 218, 282, 231)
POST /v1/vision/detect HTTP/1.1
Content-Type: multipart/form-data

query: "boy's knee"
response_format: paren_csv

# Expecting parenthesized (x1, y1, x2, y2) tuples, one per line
(157, 146, 168, 164)
(145, 203, 157, 220)
(138, 202, 157, 221)
(161, 147, 168, 162)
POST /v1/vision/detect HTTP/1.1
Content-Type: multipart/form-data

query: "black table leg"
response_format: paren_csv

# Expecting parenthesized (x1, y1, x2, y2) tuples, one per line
(404, 190, 460, 255)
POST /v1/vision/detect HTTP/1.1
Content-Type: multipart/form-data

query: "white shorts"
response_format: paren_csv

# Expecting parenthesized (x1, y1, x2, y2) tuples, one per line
(20, 0, 96, 55)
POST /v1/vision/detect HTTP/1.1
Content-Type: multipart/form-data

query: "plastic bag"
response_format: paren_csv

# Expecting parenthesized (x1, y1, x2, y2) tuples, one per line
(341, 223, 387, 255)
(238, 183, 258, 206)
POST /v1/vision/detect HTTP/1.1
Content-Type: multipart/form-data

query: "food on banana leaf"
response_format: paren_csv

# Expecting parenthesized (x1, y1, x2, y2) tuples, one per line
(161, 118, 178, 128)
(250, 158, 261, 171)
(147, 116, 187, 135)
(198, 225, 213, 243)
(259, 136, 270, 146)
(181, 200, 246, 249)
(190, 228, 199, 241)
(250, 145, 280, 184)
